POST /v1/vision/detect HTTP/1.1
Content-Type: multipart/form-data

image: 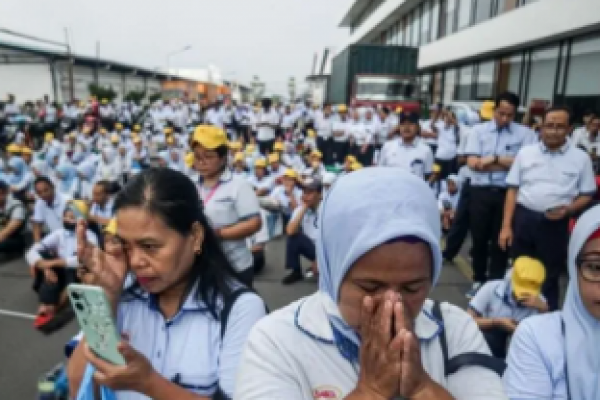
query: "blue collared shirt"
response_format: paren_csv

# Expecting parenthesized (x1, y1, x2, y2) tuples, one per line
(465, 121, 536, 187)
(506, 140, 597, 212)
(469, 279, 543, 322)
(116, 285, 266, 399)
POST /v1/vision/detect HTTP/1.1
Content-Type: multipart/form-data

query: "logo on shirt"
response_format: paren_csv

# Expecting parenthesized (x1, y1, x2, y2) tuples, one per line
(313, 385, 342, 399)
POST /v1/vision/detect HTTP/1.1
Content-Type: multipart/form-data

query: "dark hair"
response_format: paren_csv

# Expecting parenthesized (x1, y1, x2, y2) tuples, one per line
(543, 106, 572, 124)
(495, 91, 520, 110)
(94, 180, 112, 193)
(34, 176, 54, 188)
(215, 145, 229, 159)
(114, 168, 245, 319)
(0, 180, 8, 192)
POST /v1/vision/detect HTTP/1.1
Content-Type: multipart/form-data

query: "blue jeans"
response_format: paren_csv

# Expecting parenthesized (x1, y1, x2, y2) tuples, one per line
(286, 233, 316, 272)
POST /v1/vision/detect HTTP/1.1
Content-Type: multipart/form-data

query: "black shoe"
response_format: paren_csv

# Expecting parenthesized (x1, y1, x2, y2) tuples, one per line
(282, 270, 303, 285)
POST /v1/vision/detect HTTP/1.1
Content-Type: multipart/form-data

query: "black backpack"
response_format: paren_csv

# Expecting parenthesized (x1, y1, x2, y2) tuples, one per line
(431, 301, 506, 377)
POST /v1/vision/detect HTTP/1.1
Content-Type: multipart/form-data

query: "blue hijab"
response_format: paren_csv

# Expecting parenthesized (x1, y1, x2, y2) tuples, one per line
(45, 146, 62, 169)
(55, 162, 77, 193)
(564, 205, 600, 399)
(8, 156, 28, 184)
(317, 168, 442, 349)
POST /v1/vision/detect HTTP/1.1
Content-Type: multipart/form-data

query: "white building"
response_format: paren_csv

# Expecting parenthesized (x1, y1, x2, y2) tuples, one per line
(339, 0, 600, 120)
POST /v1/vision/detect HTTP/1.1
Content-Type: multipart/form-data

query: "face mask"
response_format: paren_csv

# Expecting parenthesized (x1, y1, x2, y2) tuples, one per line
(63, 221, 77, 231)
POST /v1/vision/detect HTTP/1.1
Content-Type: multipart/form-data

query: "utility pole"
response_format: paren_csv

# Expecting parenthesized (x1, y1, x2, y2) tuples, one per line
(64, 27, 74, 101)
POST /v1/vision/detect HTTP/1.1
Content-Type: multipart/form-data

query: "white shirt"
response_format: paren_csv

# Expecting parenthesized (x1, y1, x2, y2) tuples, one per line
(421, 119, 444, 145)
(469, 279, 543, 323)
(315, 115, 333, 139)
(257, 109, 280, 141)
(247, 175, 275, 193)
(270, 186, 302, 216)
(290, 205, 319, 242)
(438, 190, 460, 212)
(379, 138, 434, 179)
(347, 121, 370, 146)
(90, 198, 115, 220)
(26, 228, 98, 268)
(435, 125, 460, 160)
(31, 192, 71, 232)
(363, 118, 382, 144)
(331, 120, 349, 142)
(235, 293, 508, 400)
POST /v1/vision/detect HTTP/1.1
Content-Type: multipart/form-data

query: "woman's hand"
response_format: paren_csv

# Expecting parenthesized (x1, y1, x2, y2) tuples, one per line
(44, 268, 58, 283)
(76, 220, 128, 303)
(353, 291, 404, 400)
(83, 338, 155, 394)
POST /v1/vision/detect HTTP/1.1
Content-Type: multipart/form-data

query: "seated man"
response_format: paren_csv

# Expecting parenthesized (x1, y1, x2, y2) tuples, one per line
(31, 177, 71, 243)
(0, 180, 27, 255)
(438, 174, 461, 232)
(87, 180, 114, 241)
(282, 177, 322, 285)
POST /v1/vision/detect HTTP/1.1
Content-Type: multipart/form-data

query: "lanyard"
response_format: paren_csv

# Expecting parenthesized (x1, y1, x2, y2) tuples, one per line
(201, 183, 221, 205)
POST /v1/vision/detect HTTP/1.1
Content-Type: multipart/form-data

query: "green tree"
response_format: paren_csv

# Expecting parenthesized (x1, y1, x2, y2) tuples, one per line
(88, 84, 117, 102)
(123, 90, 147, 105)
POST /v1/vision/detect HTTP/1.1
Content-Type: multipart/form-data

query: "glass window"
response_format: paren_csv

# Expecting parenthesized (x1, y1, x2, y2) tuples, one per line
(431, 0, 441, 41)
(444, 0, 457, 37)
(406, 13, 414, 46)
(476, 60, 496, 98)
(497, 54, 524, 96)
(495, 0, 518, 15)
(443, 68, 457, 104)
(420, 73, 433, 103)
(526, 45, 560, 106)
(566, 34, 600, 97)
(421, 1, 432, 45)
(398, 19, 405, 45)
(457, 0, 472, 30)
(411, 9, 421, 46)
(456, 64, 474, 100)
(474, 0, 493, 24)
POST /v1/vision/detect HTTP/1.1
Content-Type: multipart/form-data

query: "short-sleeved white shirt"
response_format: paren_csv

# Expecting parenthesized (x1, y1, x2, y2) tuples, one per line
(199, 169, 261, 272)
(469, 279, 542, 323)
(235, 292, 508, 400)
(0, 194, 26, 222)
(290, 206, 319, 242)
(32, 192, 71, 232)
(257, 109, 280, 141)
(378, 138, 434, 178)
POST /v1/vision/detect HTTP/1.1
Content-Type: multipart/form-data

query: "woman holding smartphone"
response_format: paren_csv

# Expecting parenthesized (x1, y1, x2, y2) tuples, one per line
(68, 168, 266, 400)
(235, 168, 507, 400)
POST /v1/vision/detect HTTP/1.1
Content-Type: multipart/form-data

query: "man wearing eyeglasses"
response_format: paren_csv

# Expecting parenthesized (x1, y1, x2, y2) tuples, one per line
(282, 178, 322, 285)
(500, 106, 597, 311)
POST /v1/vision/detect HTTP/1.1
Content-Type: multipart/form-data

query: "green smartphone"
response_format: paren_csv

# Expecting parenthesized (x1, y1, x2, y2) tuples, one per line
(67, 284, 126, 366)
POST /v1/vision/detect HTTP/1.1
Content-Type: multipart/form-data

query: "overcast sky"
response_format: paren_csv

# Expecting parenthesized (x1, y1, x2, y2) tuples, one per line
(0, 0, 352, 95)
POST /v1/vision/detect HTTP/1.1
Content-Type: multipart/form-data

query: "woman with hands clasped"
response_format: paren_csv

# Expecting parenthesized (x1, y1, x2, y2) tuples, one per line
(235, 168, 507, 400)
(67, 168, 266, 400)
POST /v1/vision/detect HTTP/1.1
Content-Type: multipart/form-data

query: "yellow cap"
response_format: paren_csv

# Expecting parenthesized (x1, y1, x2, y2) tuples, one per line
(245, 144, 256, 155)
(273, 142, 285, 152)
(115, 123, 123, 130)
(512, 256, 546, 300)
(192, 126, 228, 150)
(7, 143, 21, 153)
(351, 161, 363, 171)
(307, 129, 316, 138)
(345, 155, 357, 164)
(480, 101, 495, 121)
(133, 124, 141, 131)
(101, 98, 108, 104)
(283, 169, 298, 179)
(234, 152, 245, 162)
(338, 104, 348, 113)
(104, 218, 117, 235)
(268, 153, 279, 164)
(164, 127, 174, 135)
(166, 136, 174, 145)
(311, 150, 323, 159)
(45, 132, 54, 142)
(396, 106, 403, 113)
(110, 134, 120, 143)
(133, 137, 142, 144)
(185, 152, 195, 168)
(100, 128, 107, 134)
(67, 200, 89, 219)
(229, 141, 242, 150)
(20, 147, 32, 155)
(254, 158, 267, 168)
(432, 164, 441, 173)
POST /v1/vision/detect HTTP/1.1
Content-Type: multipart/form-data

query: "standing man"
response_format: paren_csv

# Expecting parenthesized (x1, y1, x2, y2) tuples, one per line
(315, 104, 333, 165)
(256, 97, 279, 156)
(464, 92, 535, 298)
(499, 106, 596, 310)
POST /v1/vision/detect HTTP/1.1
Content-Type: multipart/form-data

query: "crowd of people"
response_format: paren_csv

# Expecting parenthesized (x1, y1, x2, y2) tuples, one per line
(1, 89, 600, 399)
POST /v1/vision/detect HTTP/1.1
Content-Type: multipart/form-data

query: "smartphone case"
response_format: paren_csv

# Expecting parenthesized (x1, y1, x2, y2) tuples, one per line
(67, 284, 126, 366)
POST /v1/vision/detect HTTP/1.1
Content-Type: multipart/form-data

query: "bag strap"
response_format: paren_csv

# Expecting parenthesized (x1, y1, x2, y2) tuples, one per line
(220, 287, 253, 339)
(432, 301, 507, 377)
(561, 317, 571, 400)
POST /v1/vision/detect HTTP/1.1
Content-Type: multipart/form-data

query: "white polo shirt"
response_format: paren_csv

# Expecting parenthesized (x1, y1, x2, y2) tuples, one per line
(378, 138, 434, 179)
(331, 120, 349, 142)
(435, 125, 460, 160)
(31, 192, 71, 232)
(90, 197, 115, 220)
(199, 169, 260, 272)
(116, 285, 266, 399)
(290, 205, 319, 242)
(235, 292, 507, 400)
(257, 109, 280, 141)
(469, 279, 543, 323)
(26, 228, 98, 268)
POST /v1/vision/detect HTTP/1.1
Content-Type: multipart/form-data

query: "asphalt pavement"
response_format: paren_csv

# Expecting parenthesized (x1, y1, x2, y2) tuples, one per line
(0, 237, 471, 399)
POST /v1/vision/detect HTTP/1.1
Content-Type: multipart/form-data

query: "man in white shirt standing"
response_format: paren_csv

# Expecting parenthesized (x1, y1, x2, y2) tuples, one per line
(315, 104, 334, 165)
(256, 97, 279, 156)
(331, 105, 350, 166)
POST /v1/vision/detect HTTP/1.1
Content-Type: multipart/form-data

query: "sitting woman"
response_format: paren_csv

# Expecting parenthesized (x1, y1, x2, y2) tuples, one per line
(503, 205, 600, 399)
(26, 200, 98, 330)
(68, 168, 266, 400)
(235, 168, 507, 399)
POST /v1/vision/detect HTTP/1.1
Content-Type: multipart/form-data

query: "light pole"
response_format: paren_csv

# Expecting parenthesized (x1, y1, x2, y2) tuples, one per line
(166, 45, 192, 80)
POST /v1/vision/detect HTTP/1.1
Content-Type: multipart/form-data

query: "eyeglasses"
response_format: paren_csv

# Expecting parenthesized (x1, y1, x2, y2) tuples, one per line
(575, 257, 600, 282)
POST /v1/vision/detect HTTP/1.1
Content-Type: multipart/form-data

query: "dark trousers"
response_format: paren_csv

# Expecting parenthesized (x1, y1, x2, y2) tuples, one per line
(444, 180, 471, 260)
(331, 141, 348, 165)
(482, 328, 510, 359)
(350, 144, 374, 166)
(0, 234, 25, 254)
(238, 268, 254, 288)
(258, 139, 275, 156)
(317, 137, 334, 166)
(33, 268, 77, 306)
(511, 205, 569, 311)
(286, 233, 316, 272)
(469, 187, 509, 283)
(435, 158, 457, 181)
